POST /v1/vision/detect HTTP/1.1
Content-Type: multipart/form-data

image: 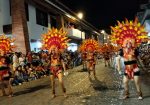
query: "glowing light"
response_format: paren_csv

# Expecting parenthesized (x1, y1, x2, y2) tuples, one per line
(101, 30, 105, 34)
(37, 41, 42, 48)
(10, 43, 14, 45)
(65, 14, 76, 20)
(77, 12, 83, 19)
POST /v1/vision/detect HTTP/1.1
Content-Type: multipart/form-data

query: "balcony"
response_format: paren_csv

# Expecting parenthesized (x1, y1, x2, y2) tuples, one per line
(66, 28, 85, 40)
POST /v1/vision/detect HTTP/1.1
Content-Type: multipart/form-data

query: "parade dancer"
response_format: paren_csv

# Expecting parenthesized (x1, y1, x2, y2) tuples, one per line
(101, 44, 111, 67)
(81, 51, 87, 71)
(79, 39, 100, 79)
(41, 28, 70, 98)
(111, 18, 148, 100)
(0, 35, 15, 97)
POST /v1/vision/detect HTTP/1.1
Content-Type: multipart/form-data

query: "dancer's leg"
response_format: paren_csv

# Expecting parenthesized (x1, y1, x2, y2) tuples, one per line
(57, 72, 67, 97)
(122, 76, 129, 99)
(50, 75, 55, 98)
(134, 76, 143, 99)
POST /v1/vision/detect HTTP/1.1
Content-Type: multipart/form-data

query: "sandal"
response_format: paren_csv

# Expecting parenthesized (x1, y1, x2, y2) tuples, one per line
(138, 91, 143, 100)
(8, 94, 14, 98)
(51, 90, 56, 98)
(51, 94, 56, 98)
(63, 88, 67, 98)
(122, 95, 129, 100)
(120, 91, 129, 100)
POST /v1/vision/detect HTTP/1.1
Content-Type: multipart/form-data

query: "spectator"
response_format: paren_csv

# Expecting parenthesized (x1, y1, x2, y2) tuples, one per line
(19, 53, 25, 67)
(12, 52, 19, 71)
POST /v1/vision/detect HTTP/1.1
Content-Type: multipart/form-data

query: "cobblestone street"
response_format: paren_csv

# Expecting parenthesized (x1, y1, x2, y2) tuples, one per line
(0, 61, 150, 105)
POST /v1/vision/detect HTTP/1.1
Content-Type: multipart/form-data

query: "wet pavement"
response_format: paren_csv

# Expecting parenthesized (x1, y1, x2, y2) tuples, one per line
(0, 60, 150, 105)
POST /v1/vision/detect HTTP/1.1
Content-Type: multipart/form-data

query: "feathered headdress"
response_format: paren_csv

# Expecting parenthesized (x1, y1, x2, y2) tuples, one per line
(41, 28, 70, 52)
(99, 43, 121, 53)
(0, 34, 15, 53)
(79, 39, 100, 52)
(110, 17, 148, 47)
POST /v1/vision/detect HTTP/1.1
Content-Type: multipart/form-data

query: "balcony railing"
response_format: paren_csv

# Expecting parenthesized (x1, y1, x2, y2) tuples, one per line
(65, 28, 85, 39)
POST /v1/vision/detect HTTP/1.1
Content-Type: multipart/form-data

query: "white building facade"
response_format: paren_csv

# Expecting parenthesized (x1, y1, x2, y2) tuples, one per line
(0, 0, 98, 53)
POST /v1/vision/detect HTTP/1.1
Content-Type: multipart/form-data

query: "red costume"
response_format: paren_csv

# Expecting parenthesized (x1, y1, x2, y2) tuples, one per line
(110, 18, 148, 79)
(79, 39, 100, 73)
(41, 28, 70, 78)
(0, 34, 15, 80)
(0, 56, 9, 79)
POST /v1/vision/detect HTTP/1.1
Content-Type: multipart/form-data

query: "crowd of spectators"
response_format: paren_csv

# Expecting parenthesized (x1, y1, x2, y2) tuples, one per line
(4, 50, 80, 86)
(139, 44, 150, 68)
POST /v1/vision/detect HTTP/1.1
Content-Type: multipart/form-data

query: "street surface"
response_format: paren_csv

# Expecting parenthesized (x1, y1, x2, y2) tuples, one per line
(0, 60, 150, 105)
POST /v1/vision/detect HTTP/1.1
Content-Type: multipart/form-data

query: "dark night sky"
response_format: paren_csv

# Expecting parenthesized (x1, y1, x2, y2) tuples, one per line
(59, 0, 148, 30)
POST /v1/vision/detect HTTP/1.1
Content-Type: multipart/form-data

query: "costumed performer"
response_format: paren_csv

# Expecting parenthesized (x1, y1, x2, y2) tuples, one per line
(0, 34, 15, 97)
(79, 39, 100, 79)
(41, 28, 70, 98)
(111, 18, 148, 100)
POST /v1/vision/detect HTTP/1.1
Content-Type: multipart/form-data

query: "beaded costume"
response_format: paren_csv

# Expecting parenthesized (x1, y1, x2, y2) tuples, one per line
(110, 18, 147, 79)
(0, 34, 15, 80)
(41, 28, 70, 78)
(79, 39, 100, 74)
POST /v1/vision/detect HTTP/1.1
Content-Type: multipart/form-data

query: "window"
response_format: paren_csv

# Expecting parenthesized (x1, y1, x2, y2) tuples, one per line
(3, 24, 12, 34)
(25, 3, 29, 21)
(36, 8, 48, 27)
(50, 16, 57, 28)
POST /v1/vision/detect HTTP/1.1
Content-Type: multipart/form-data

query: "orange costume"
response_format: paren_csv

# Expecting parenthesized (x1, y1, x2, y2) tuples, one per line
(41, 28, 70, 78)
(79, 39, 100, 74)
(110, 18, 148, 79)
(0, 35, 15, 80)
(100, 43, 117, 67)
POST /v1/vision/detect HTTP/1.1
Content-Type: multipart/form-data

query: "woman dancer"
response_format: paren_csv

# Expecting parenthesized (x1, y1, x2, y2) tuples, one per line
(79, 39, 100, 79)
(0, 35, 15, 97)
(111, 18, 148, 100)
(41, 28, 70, 98)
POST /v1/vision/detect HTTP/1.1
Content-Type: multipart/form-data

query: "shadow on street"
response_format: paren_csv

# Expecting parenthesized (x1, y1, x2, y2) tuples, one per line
(14, 84, 50, 96)
(89, 78, 108, 91)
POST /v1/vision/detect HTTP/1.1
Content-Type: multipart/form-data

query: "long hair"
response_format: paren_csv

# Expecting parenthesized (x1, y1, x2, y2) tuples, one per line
(119, 49, 124, 57)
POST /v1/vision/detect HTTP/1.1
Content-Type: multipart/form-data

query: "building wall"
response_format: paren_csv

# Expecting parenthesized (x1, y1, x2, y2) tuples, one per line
(27, 4, 52, 52)
(0, 0, 50, 40)
(0, 0, 12, 34)
(0, 0, 3, 34)
(0, 1, 51, 52)
(11, 0, 31, 54)
(0, 0, 92, 52)
(27, 4, 50, 40)
(2, 0, 11, 25)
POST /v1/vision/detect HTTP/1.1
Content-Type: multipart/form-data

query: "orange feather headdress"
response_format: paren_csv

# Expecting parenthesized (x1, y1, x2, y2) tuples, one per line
(99, 43, 121, 53)
(79, 39, 100, 53)
(0, 34, 15, 53)
(41, 28, 70, 52)
(110, 18, 148, 48)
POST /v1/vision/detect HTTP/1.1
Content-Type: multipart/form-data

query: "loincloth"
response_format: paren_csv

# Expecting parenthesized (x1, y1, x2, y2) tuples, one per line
(124, 60, 140, 79)
(50, 65, 62, 78)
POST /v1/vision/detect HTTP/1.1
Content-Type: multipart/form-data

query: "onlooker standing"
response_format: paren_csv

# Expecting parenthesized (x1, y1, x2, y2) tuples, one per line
(12, 52, 19, 71)
(19, 53, 25, 67)
(26, 52, 32, 64)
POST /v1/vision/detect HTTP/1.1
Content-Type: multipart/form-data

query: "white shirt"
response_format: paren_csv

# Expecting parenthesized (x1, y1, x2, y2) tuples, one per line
(13, 54, 19, 67)
(19, 57, 25, 66)
(116, 55, 125, 72)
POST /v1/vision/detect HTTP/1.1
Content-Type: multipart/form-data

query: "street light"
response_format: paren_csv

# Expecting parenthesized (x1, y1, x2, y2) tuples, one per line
(77, 12, 83, 19)
(101, 30, 105, 34)
(77, 12, 83, 41)
(100, 30, 106, 44)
